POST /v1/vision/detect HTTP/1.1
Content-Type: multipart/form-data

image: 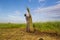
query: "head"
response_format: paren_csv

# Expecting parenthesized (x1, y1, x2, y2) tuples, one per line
(24, 14, 26, 16)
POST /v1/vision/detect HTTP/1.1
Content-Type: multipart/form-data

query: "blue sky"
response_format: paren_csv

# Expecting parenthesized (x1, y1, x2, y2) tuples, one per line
(0, 0, 60, 23)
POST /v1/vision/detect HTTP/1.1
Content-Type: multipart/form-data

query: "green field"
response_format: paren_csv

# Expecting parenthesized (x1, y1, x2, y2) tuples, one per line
(0, 23, 26, 28)
(0, 22, 60, 40)
(33, 22, 60, 34)
(0, 21, 60, 34)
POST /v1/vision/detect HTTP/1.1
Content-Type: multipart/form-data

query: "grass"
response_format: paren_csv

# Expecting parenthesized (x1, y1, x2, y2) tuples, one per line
(33, 21, 60, 34)
(0, 23, 26, 28)
(0, 22, 60, 40)
(0, 21, 60, 34)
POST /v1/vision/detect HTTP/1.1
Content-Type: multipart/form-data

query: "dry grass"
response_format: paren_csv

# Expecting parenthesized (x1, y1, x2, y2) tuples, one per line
(0, 28, 60, 40)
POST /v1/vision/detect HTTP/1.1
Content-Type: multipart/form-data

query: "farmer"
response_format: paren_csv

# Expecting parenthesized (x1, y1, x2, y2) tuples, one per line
(24, 8, 34, 32)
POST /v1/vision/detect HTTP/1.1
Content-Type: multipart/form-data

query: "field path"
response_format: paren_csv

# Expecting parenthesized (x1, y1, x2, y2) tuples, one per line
(0, 28, 60, 40)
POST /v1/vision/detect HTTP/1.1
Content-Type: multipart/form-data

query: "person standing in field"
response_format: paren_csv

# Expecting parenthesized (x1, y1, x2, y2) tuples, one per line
(24, 8, 34, 32)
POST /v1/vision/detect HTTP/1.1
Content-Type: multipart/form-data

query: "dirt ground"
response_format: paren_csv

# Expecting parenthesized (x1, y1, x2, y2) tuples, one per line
(0, 28, 60, 40)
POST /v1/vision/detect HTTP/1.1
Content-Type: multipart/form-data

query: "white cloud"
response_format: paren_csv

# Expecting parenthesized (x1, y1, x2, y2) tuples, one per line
(15, 11, 20, 14)
(32, 3, 60, 22)
(28, 0, 45, 3)
(28, 0, 31, 2)
(7, 11, 25, 23)
(56, 1, 60, 4)
(38, 0, 46, 8)
(8, 15, 25, 23)
(33, 3, 60, 14)
(39, 0, 45, 2)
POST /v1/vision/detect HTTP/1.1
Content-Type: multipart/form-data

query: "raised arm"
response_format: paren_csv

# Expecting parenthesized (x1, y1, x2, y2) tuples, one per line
(27, 8, 31, 17)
